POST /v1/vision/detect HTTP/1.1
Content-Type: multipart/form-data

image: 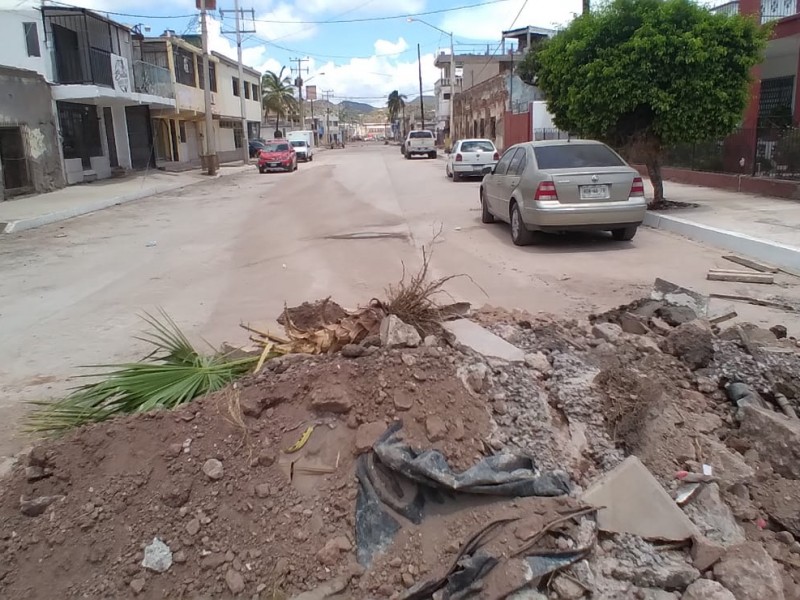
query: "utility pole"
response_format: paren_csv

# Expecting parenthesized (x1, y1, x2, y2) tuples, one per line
(200, 0, 216, 175)
(449, 31, 455, 145)
(221, 2, 255, 164)
(323, 89, 334, 145)
(417, 43, 425, 130)
(292, 57, 309, 131)
(583, 0, 590, 14)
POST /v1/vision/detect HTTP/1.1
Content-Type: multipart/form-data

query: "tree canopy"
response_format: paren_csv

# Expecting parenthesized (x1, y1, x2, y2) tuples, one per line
(386, 90, 407, 123)
(261, 67, 298, 136)
(517, 0, 767, 203)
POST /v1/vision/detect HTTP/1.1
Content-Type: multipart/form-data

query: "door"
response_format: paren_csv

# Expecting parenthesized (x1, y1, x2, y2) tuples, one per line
(0, 127, 31, 196)
(52, 24, 83, 83)
(498, 147, 527, 217)
(125, 105, 155, 170)
(486, 148, 519, 219)
(102, 107, 118, 168)
(185, 122, 199, 162)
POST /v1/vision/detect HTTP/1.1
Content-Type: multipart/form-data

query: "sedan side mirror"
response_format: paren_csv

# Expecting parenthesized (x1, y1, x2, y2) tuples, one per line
(482, 166, 493, 175)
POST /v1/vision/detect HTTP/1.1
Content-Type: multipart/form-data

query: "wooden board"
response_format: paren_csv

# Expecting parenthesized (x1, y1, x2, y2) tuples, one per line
(707, 271, 774, 284)
(722, 255, 779, 273)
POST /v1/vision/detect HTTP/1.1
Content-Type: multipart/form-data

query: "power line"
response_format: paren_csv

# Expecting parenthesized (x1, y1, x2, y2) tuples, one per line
(45, 0, 511, 24)
(465, 0, 530, 89)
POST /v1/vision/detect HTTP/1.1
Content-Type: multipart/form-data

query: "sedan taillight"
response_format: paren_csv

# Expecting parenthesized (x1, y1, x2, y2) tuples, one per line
(455, 153, 463, 162)
(493, 151, 500, 161)
(630, 176, 645, 197)
(534, 181, 558, 201)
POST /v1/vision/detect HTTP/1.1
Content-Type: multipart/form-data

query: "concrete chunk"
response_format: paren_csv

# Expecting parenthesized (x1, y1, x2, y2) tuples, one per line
(582, 456, 698, 541)
(443, 319, 525, 362)
(650, 278, 708, 317)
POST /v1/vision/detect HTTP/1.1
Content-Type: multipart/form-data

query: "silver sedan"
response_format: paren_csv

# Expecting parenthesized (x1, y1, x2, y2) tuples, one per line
(479, 140, 647, 245)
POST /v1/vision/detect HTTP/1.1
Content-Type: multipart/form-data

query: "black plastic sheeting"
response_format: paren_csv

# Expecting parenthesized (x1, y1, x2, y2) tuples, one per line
(355, 421, 574, 572)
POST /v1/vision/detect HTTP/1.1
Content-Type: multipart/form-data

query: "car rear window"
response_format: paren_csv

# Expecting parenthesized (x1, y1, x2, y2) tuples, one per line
(460, 141, 494, 152)
(534, 144, 624, 169)
(409, 131, 433, 139)
(264, 143, 289, 152)
(290, 141, 306, 147)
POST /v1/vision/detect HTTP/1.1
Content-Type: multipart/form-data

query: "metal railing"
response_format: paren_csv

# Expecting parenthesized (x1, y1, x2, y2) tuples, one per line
(133, 61, 174, 98)
(89, 47, 113, 87)
(761, 0, 798, 23)
(710, 1, 740, 17)
(660, 126, 800, 180)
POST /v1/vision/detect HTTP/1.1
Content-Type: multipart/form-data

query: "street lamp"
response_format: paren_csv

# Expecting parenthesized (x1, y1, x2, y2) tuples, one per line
(408, 17, 455, 146)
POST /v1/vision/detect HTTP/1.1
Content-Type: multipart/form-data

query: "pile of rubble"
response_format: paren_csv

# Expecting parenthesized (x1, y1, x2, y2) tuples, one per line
(1, 284, 799, 599)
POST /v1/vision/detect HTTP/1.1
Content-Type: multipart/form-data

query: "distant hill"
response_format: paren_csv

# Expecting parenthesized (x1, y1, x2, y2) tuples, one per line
(337, 100, 375, 115)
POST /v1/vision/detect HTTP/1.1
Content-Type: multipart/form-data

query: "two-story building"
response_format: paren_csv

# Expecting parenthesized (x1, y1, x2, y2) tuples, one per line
(139, 35, 262, 167)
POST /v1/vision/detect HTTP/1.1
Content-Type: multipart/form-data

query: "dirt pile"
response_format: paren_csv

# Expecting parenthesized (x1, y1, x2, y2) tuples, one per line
(2, 290, 800, 599)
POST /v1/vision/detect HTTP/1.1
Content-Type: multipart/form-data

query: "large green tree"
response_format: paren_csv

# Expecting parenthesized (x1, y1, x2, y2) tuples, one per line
(386, 90, 407, 133)
(517, 0, 767, 205)
(261, 67, 298, 137)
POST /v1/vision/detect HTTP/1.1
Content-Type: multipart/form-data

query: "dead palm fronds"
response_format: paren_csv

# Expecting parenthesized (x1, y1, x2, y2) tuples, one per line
(26, 310, 260, 434)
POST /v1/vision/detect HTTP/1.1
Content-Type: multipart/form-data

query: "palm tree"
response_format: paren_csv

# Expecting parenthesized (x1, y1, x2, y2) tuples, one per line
(386, 90, 407, 138)
(262, 67, 297, 137)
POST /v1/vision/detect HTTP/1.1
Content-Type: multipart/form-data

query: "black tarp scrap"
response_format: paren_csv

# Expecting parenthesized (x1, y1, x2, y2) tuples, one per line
(355, 421, 586, 595)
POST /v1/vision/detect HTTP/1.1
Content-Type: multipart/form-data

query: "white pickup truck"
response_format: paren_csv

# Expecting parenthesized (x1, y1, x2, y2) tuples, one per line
(403, 130, 437, 159)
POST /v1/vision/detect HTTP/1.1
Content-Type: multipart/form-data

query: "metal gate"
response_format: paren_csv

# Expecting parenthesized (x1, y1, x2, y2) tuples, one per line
(125, 105, 155, 170)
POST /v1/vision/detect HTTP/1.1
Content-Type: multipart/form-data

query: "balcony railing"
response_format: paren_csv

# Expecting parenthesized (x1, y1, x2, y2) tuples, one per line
(133, 61, 174, 99)
(761, 0, 799, 23)
(436, 77, 463, 89)
(710, 1, 739, 17)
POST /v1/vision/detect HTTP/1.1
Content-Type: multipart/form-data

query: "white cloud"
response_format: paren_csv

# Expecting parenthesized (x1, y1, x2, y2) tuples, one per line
(253, 3, 318, 42)
(300, 0, 425, 15)
(374, 37, 409, 55)
(441, 0, 584, 40)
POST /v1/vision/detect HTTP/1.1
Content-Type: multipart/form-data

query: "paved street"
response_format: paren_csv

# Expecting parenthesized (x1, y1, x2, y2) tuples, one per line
(1, 143, 798, 460)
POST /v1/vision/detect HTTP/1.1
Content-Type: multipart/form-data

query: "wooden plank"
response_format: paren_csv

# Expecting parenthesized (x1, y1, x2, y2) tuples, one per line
(709, 268, 770, 275)
(722, 255, 779, 273)
(707, 271, 774, 284)
(710, 293, 799, 313)
(709, 311, 737, 325)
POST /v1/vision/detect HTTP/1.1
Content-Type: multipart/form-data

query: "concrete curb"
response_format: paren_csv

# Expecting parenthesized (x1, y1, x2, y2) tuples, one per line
(643, 211, 800, 272)
(1, 166, 252, 234)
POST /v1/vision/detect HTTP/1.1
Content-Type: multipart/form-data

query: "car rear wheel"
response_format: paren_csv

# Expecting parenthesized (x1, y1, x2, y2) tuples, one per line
(428, 151, 437, 159)
(452, 170, 461, 182)
(480, 189, 494, 224)
(611, 226, 638, 241)
(510, 202, 535, 246)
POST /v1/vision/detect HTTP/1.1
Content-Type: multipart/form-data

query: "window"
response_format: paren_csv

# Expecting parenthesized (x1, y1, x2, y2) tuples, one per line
(409, 131, 433, 139)
(252, 83, 259, 101)
(247, 121, 260, 140)
(533, 144, 624, 170)
(179, 121, 187, 143)
(209, 62, 217, 92)
(232, 77, 240, 97)
(508, 148, 527, 175)
(23, 22, 40, 57)
(460, 140, 495, 153)
(244, 82, 250, 99)
(493, 148, 519, 175)
(443, 93, 451, 100)
(174, 48, 196, 87)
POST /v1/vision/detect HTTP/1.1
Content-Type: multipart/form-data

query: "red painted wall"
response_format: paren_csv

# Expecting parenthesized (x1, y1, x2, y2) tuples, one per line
(503, 111, 531, 150)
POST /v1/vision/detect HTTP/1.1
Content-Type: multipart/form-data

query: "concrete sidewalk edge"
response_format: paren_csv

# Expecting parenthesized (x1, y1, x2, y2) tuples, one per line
(1, 165, 252, 234)
(643, 211, 800, 272)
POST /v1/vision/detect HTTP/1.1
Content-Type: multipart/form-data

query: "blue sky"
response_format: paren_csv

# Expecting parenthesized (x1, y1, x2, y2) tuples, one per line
(4, 0, 719, 105)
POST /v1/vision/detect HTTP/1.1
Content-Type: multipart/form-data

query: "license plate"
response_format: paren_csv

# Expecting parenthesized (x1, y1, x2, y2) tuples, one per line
(473, 165, 484, 171)
(580, 184, 609, 200)
(269, 162, 279, 167)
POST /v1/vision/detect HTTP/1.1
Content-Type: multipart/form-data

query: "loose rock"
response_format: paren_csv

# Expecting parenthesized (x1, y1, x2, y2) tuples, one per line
(713, 542, 785, 600)
(341, 344, 366, 358)
(592, 322, 623, 343)
(225, 568, 245, 594)
(141, 538, 173, 573)
(202, 458, 224, 481)
(682, 579, 735, 600)
(380, 315, 421, 348)
(425, 415, 447, 442)
(664, 321, 714, 369)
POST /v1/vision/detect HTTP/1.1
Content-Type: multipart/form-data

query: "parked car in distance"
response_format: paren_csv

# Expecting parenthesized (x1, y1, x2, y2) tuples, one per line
(290, 140, 313, 162)
(249, 139, 266, 158)
(479, 140, 647, 246)
(446, 139, 499, 181)
(403, 130, 437, 159)
(257, 141, 297, 173)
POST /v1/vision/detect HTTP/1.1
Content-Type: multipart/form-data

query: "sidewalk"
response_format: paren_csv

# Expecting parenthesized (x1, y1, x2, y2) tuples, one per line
(644, 181, 800, 272)
(0, 163, 252, 234)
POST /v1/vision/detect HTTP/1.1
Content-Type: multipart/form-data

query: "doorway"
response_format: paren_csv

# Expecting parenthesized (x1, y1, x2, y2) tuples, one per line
(125, 105, 155, 170)
(102, 107, 118, 168)
(0, 127, 31, 197)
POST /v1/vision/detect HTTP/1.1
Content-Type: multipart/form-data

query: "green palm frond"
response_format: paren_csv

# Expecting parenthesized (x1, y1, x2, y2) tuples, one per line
(26, 312, 260, 434)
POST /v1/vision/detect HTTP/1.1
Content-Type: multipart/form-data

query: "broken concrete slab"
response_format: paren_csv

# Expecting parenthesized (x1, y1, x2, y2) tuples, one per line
(683, 483, 745, 548)
(650, 279, 709, 317)
(738, 405, 800, 479)
(582, 456, 698, 541)
(442, 319, 525, 362)
(682, 579, 736, 600)
(695, 438, 755, 489)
